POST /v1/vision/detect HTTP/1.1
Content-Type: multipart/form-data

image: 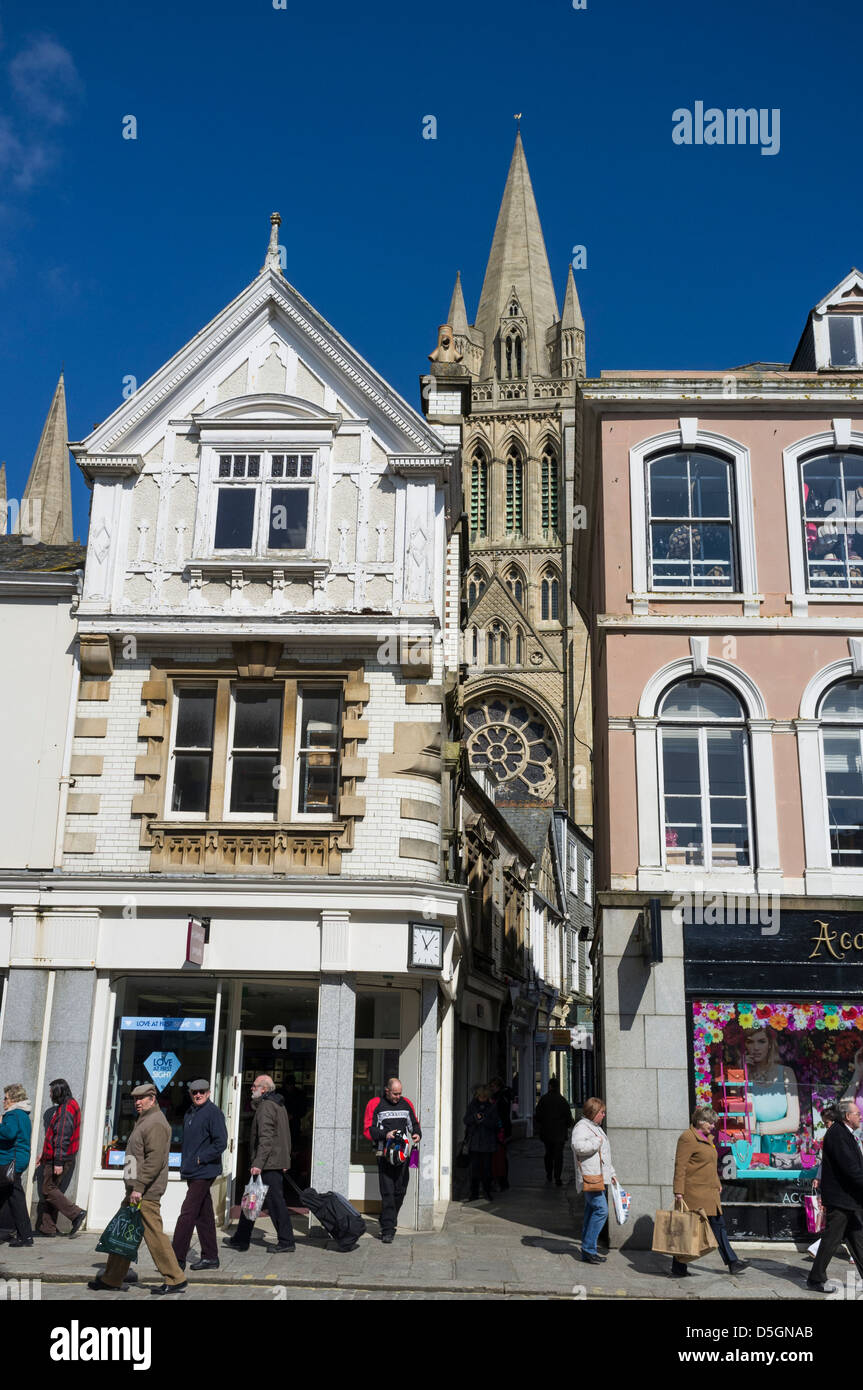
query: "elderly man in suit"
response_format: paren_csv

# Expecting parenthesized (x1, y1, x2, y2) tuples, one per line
(807, 1099, 863, 1292)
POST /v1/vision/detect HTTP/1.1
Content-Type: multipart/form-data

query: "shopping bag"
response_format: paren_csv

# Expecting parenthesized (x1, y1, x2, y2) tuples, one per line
(611, 1182, 632, 1226)
(651, 1201, 717, 1262)
(804, 1194, 825, 1235)
(240, 1174, 269, 1221)
(95, 1203, 144, 1260)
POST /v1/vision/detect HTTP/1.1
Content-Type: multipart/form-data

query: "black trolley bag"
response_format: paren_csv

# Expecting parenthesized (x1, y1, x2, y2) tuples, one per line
(284, 1173, 366, 1252)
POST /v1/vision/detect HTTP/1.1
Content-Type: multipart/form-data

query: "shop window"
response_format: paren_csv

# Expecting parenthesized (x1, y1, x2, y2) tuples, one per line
(692, 998, 863, 1189)
(103, 978, 226, 1170)
(647, 449, 737, 590)
(659, 678, 752, 870)
(800, 452, 863, 591)
(351, 990, 402, 1164)
(819, 678, 863, 866)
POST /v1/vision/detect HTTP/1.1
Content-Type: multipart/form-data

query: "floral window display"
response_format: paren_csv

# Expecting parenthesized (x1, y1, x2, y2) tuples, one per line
(693, 999, 863, 1173)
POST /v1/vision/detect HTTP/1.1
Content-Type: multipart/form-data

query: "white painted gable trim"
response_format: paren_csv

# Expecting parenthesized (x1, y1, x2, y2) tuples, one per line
(76, 269, 443, 459)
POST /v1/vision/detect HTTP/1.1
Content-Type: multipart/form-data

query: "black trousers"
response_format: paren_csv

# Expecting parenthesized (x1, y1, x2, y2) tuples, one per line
(810, 1206, 863, 1285)
(469, 1151, 493, 1199)
(172, 1177, 218, 1262)
(377, 1158, 411, 1236)
(672, 1213, 737, 1274)
(0, 1172, 33, 1240)
(235, 1170, 294, 1248)
(544, 1141, 564, 1182)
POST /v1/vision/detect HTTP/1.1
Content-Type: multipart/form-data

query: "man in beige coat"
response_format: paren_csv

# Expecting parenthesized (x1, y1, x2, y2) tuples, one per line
(89, 1082, 188, 1295)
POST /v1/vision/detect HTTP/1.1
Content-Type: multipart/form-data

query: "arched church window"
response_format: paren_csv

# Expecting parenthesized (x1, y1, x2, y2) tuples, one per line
(470, 449, 488, 539)
(541, 568, 560, 621)
(506, 447, 524, 534)
(505, 564, 525, 606)
(541, 444, 559, 534)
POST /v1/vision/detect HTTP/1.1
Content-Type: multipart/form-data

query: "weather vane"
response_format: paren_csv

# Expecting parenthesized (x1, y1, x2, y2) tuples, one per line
(514, 113, 522, 125)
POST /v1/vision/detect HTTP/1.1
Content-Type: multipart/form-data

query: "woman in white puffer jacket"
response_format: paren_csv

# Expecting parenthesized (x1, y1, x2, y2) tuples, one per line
(571, 1096, 616, 1263)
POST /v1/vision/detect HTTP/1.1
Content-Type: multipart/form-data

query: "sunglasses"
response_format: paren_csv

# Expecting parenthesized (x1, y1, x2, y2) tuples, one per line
(191, 1089, 209, 1096)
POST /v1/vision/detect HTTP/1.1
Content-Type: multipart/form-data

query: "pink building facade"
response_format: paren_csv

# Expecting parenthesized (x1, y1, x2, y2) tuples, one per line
(575, 270, 863, 1246)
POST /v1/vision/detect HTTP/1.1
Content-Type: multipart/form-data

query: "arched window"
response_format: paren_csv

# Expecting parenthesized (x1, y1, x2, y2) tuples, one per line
(504, 330, 523, 380)
(470, 448, 488, 538)
(648, 449, 736, 589)
(659, 678, 751, 869)
(506, 447, 524, 534)
(819, 679, 863, 866)
(541, 443, 559, 534)
(470, 626, 478, 665)
(486, 621, 509, 666)
(467, 567, 487, 609)
(540, 568, 560, 621)
(800, 451, 863, 591)
(505, 564, 525, 606)
(509, 298, 520, 317)
(514, 627, 523, 665)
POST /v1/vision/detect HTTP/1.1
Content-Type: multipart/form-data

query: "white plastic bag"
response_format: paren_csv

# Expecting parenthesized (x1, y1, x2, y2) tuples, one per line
(611, 1181, 632, 1226)
(241, 1174, 268, 1221)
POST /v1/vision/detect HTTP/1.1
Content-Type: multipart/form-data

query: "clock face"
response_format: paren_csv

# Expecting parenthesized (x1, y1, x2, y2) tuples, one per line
(410, 923, 443, 969)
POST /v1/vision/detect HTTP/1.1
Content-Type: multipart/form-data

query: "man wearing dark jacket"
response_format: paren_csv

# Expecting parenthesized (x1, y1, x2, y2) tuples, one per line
(36, 1078, 87, 1237)
(808, 1100, 863, 1291)
(366, 1077, 421, 1244)
(535, 1077, 573, 1186)
(171, 1079, 227, 1271)
(224, 1075, 295, 1254)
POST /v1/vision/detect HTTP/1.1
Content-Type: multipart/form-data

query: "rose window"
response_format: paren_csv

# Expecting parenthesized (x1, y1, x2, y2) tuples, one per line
(464, 696, 557, 801)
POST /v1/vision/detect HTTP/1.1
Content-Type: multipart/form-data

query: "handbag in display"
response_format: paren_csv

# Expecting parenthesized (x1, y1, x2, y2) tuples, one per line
(770, 1152, 798, 1169)
(749, 1153, 770, 1168)
(761, 1134, 797, 1156)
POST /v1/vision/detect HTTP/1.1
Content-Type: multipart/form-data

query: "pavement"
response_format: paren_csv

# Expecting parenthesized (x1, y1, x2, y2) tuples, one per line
(0, 1139, 843, 1300)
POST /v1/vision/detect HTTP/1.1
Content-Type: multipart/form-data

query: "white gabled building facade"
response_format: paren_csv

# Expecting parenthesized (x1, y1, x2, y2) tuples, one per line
(0, 218, 469, 1232)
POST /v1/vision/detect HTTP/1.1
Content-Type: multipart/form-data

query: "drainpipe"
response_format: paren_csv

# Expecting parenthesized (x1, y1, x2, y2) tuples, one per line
(53, 609, 82, 868)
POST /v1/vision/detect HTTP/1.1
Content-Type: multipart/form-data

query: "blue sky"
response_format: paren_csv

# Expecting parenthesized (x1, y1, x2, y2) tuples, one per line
(1, 0, 860, 539)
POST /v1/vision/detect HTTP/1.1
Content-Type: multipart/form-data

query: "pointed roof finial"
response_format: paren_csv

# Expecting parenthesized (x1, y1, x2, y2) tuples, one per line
(263, 212, 283, 274)
(18, 374, 73, 545)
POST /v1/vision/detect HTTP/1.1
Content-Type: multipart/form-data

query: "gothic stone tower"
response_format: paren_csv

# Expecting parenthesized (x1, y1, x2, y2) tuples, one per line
(422, 133, 592, 831)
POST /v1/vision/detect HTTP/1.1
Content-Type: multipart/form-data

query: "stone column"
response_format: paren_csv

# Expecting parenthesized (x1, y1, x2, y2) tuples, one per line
(311, 973, 356, 1197)
(416, 978, 438, 1231)
(42, 970, 98, 1205)
(0, 968, 49, 1099)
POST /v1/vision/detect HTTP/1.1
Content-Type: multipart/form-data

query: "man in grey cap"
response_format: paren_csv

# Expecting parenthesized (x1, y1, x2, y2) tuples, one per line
(171, 1078, 227, 1271)
(88, 1082, 188, 1295)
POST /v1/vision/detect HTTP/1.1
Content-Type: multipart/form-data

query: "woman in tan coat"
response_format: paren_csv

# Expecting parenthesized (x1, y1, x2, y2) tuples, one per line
(670, 1106, 747, 1278)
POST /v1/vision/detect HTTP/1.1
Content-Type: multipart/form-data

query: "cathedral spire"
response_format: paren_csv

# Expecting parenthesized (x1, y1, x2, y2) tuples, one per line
(447, 271, 470, 337)
(561, 264, 584, 330)
(19, 373, 73, 545)
(0, 463, 6, 535)
(473, 132, 559, 379)
(560, 266, 586, 379)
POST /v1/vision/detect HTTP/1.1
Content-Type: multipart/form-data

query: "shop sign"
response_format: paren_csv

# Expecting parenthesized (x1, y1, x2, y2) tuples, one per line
(550, 1028, 573, 1046)
(107, 1149, 181, 1169)
(684, 911, 863, 995)
(120, 1017, 206, 1032)
(144, 1051, 181, 1092)
(185, 916, 209, 966)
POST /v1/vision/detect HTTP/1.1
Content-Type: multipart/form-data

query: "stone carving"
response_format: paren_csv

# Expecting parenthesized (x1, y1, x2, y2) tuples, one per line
(428, 323, 463, 364)
(337, 521, 350, 567)
(174, 522, 187, 567)
(405, 525, 429, 601)
(135, 521, 150, 564)
(375, 522, 388, 562)
(92, 519, 111, 564)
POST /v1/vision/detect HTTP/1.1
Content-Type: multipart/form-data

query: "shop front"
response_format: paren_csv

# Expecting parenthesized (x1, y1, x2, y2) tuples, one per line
(87, 968, 448, 1232)
(685, 907, 863, 1240)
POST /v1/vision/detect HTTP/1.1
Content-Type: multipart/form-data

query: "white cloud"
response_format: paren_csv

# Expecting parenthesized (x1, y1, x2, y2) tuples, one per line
(9, 36, 81, 125)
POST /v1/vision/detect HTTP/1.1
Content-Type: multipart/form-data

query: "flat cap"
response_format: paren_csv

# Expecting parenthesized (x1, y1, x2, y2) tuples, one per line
(131, 1082, 157, 1099)
(187, 1078, 210, 1091)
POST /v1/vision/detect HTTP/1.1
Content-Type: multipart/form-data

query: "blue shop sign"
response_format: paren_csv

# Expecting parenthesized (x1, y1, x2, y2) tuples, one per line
(107, 1150, 182, 1169)
(120, 1017, 207, 1032)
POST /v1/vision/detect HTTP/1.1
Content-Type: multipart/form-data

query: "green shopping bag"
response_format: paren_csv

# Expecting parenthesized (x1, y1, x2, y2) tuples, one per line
(95, 1203, 144, 1260)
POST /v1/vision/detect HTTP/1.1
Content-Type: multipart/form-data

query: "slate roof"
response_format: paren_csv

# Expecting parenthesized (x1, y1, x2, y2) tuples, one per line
(0, 537, 86, 572)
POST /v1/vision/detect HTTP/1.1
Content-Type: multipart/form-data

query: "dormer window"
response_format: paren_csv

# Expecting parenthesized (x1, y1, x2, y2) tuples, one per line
(211, 449, 315, 554)
(828, 316, 863, 368)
